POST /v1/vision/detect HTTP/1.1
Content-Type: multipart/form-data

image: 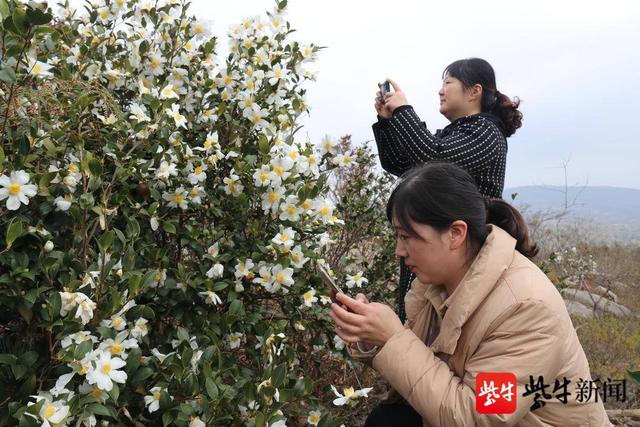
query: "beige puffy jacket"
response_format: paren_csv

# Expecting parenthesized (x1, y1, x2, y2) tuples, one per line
(351, 225, 610, 426)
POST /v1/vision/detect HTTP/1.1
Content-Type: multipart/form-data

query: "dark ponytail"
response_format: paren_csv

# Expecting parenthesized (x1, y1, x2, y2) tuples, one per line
(387, 161, 538, 260)
(485, 197, 538, 258)
(443, 58, 523, 137)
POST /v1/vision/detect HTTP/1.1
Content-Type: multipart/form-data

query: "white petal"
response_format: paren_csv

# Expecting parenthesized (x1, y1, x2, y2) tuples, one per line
(332, 396, 348, 406)
(14, 170, 30, 184)
(22, 184, 38, 197)
(6, 196, 20, 210)
(0, 175, 10, 186)
(110, 370, 127, 384)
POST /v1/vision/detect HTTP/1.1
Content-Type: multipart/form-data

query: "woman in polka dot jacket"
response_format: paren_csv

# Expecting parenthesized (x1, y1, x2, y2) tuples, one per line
(373, 58, 524, 322)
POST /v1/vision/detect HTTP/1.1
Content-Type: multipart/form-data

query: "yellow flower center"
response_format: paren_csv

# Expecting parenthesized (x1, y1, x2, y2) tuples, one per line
(44, 404, 56, 419)
(287, 206, 296, 215)
(111, 344, 123, 355)
(33, 63, 42, 74)
(112, 317, 123, 328)
(268, 192, 279, 202)
(153, 391, 161, 400)
(150, 59, 160, 69)
(101, 363, 112, 375)
(174, 194, 184, 204)
(276, 273, 285, 283)
(91, 388, 104, 397)
(273, 166, 284, 176)
(195, 166, 203, 175)
(310, 415, 320, 423)
(224, 75, 233, 85)
(320, 206, 330, 216)
(68, 164, 79, 173)
(260, 172, 269, 182)
(8, 183, 21, 196)
(343, 387, 355, 398)
(80, 363, 90, 375)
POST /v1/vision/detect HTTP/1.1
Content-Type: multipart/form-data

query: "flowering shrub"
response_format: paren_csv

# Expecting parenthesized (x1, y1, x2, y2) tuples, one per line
(0, 0, 378, 425)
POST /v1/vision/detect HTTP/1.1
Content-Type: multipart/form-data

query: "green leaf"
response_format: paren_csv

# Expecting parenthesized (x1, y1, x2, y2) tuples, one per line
(162, 221, 176, 234)
(272, 364, 286, 387)
(162, 411, 174, 427)
(627, 370, 640, 386)
(88, 159, 103, 176)
(25, 7, 52, 25)
(108, 384, 119, 403)
(0, 0, 10, 19)
(254, 412, 265, 427)
(227, 299, 244, 317)
(12, 7, 26, 34)
(131, 367, 154, 384)
(6, 219, 23, 249)
(205, 377, 218, 399)
(97, 230, 115, 253)
(86, 403, 112, 417)
(0, 63, 16, 84)
(0, 353, 18, 365)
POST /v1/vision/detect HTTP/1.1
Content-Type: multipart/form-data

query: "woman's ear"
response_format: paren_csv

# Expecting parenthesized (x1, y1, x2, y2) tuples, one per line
(448, 220, 468, 250)
(467, 84, 483, 103)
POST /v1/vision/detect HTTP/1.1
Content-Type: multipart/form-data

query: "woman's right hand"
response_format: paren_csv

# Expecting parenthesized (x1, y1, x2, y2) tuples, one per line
(374, 79, 408, 119)
(375, 85, 392, 119)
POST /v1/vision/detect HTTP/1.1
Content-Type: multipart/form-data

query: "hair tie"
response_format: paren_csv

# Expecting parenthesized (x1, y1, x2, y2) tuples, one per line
(493, 90, 501, 105)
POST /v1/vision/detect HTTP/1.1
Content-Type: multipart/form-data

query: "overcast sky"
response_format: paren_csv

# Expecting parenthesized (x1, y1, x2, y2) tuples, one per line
(189, 0, 640, 190)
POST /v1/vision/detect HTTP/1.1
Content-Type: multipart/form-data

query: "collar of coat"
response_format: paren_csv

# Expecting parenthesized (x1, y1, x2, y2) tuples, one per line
(419, 224, 517, 355)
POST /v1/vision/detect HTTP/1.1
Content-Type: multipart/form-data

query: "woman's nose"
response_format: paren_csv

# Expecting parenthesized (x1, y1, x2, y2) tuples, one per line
(438, 87, 444, 96)
(395, 240, 407, 258)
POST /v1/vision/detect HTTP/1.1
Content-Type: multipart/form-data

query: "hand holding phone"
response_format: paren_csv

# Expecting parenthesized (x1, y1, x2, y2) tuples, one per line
(317, 262, 344, 304)
(379, 80, 391, 103)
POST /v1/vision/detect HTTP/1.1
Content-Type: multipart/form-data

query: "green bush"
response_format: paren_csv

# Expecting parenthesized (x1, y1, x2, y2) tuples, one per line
(0, 1, 378, 425)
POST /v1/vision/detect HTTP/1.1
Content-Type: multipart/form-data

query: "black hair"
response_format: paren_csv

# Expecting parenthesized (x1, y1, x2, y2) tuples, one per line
(443, 58, 523, 138)
(386, 161, 538, 260)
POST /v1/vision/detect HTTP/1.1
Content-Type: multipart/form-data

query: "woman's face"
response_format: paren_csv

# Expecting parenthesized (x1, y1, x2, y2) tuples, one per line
(393, 217, 461, 287)
(438, 74, 479, 121)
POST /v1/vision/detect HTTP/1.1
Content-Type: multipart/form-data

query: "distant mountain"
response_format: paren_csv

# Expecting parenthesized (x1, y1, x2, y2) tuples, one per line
(504, 186, 640, 223)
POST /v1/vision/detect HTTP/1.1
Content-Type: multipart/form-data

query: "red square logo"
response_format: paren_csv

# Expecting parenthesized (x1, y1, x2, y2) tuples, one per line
(476, 372, 517, 414)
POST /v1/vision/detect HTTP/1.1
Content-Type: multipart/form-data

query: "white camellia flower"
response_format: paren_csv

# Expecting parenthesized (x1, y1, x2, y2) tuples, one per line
(345, 272, 368, 289)
(29, 396, 69, 427)
(234, 258, 254, 279)
(331, 151, 353, 167)
(165, 103, 188, 128)
(130, 318, 149, 339)
(150, 216, 159, 231)
(290, 245, 309, 269)
(144, 386, 165, 413)
(163, 187, 188, 210)
(156, 160, 178, 179)
(27, 58, 54, 78)
(330, 385, 373, 406)
(99, 331, 139, 360)
(206, 262, 224, 278)
(271, 227, 296, 252)
(160, 83, 180, 99)
(187, 164, 207, 184)
(261, 185, 286, 215)
(222, 171, 244, 196)
(207, 242, 220, 257)
(54, 194, 73, 211)
(253, 165, 272, 187)
(129, 102, 152, 122)
(0, 170, 38, 210)
(189, 416, 206, 427)
(267, 264, 294, 293)
(227, 332, 243, 349)
(307, 410, 321, 426)
(86, 351, 127, 391)
(199, 290, 222, 305)
(44, 240, 54, 252)
(301, 288, 317, 307)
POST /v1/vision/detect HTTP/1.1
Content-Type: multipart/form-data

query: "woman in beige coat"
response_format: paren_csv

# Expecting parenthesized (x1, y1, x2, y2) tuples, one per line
(330, 162, 610, 426)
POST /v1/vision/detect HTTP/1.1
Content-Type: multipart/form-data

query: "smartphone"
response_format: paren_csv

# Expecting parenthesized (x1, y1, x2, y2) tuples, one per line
(379, 80, 391, 103)
(317, 263, 344, 304)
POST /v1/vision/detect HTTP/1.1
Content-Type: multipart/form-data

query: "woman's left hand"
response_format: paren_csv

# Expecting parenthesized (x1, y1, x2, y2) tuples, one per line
(329, 293, 404, 347)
